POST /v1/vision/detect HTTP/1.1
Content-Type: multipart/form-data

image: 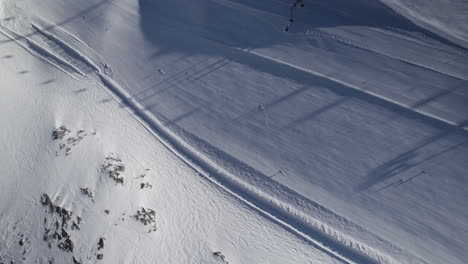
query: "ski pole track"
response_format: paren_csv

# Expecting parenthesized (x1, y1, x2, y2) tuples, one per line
(30, 24, 99, 76)
(1, 23, 431, 264)
(305, 29, 468, 81)
(365, 26, 468, 57)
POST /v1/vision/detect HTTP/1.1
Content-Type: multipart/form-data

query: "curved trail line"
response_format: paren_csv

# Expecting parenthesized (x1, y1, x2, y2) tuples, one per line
(96, 74, 394, 264)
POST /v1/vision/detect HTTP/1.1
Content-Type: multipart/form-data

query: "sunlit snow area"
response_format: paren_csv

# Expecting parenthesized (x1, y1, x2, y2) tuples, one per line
(1, 0, 467, 263)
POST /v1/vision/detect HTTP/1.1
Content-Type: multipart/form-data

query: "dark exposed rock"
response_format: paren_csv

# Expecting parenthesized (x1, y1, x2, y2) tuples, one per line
(61, 228, 69, 238)
(98, 238, 105, 250)
(214, 252, 229, 263)
(41, 193, 51, 206)
(116, 177, 124, 184)
(140, 182, 152, 189)
(71, 221, 80, 231)
(53, 127, 88, 156)
(133, 207, 157, 232)
(40, 193, 77, 254)
(52, 126, 71, 140)
(102, 155, 125, 184)
(80, 187, 94, 200)
(72, 256, 81, 264)
(57, 238, 73, 252)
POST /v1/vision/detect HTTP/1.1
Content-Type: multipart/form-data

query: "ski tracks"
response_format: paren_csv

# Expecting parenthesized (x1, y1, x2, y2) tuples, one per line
(0, 21, 426, 264)
(0, 21, 99, 78)
(305, 29, 468, 81)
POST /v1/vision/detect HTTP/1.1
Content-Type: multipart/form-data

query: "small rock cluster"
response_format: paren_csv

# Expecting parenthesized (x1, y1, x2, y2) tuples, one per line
(133, 207, 157, 233)
(17, 232, 30, 260)
(140, 182, 152, 189)
(52, 126, 71, 140)
(101, 155, 125, 184)
(137, 169, 153, 190)
(44, 127, 163, 261)
(40, 194, 79, 254)
(214, 251, 229, 264)
(52, 126, 90, 156)
(80, 187, 94, 201)
(97, 238, 105, 250)
(94, 237, 105, 261)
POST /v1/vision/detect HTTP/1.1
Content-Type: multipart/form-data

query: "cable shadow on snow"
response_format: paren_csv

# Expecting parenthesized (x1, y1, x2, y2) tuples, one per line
(153, 109, 402, 264)
(356, 120, 468, 192)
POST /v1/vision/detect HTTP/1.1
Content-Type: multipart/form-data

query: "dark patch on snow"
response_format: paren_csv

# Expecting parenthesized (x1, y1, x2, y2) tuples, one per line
(133, 207, 157, 233)
(40, 193, 78, 253)
(101, 154, 125, 184)
(213, 251, 229, 263)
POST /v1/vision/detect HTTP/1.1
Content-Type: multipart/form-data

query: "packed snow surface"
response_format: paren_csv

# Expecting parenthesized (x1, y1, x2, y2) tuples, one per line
(1, 0, 467, 263)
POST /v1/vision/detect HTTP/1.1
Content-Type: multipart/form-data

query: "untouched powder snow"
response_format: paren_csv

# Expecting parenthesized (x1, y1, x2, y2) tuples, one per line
(1, 0, 467, 263)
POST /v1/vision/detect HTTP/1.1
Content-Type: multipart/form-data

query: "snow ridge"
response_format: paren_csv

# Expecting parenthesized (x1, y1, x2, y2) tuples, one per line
(30, 24, 100, 74)
(97, 71, 398, 264)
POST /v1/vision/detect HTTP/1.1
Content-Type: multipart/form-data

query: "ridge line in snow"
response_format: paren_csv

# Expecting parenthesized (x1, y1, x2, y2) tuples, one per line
(95, 72, 398, 264)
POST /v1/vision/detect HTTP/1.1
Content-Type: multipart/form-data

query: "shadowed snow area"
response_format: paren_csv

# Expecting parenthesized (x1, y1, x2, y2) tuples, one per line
(1, 0, 467, 263)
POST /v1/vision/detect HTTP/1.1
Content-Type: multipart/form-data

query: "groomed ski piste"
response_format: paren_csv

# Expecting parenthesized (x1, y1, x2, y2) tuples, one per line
(0, 0, 467, 263)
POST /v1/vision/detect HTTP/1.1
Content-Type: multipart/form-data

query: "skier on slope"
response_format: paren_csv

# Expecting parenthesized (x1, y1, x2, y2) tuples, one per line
(284, 0, 305, 32)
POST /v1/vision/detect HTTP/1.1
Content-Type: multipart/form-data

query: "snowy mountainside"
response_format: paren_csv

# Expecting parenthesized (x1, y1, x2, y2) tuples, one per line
(0, 29, 336, 264)
(381, 0, 468, 48)
(1, 0, 467, 263)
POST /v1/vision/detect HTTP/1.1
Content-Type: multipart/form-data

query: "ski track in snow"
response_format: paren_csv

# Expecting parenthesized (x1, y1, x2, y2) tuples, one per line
(304, 29, 468, 81)
(0, 19, 432, 264)
(3, 0, 467, 260)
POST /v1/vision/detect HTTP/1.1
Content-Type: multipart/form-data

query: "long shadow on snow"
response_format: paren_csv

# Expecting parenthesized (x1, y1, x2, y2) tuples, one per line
(230, 47, 468, 193)
(357, 121, 468, 192)
(139, 0, 468, 194)
(139, 0, 466, 58)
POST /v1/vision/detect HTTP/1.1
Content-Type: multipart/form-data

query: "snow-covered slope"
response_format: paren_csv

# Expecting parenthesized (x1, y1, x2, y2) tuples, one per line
(0, 24, 342, 264)
(1, 0, 467, 263)
(381, 0, 468, 48)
